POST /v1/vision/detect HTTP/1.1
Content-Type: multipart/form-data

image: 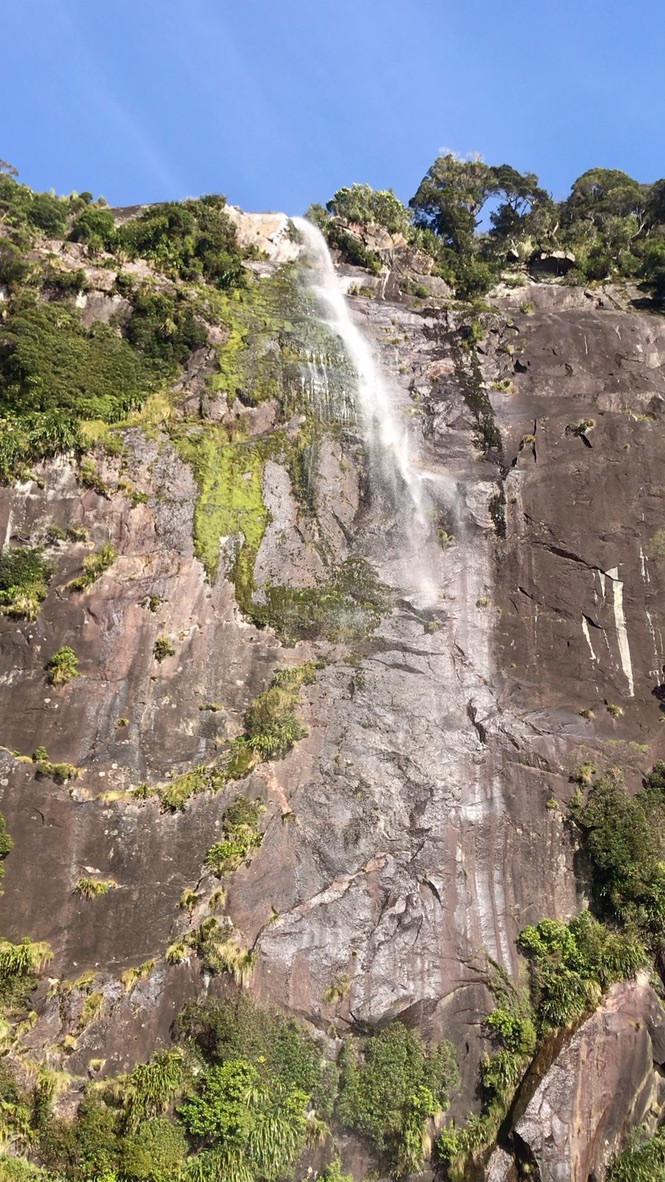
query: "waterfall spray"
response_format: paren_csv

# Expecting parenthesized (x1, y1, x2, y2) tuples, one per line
(293, 217, 444, 605)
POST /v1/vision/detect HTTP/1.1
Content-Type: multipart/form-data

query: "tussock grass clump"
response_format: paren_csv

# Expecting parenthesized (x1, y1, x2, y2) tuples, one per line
(204, 795, 264, 876)
(68, 543, 116, 591)
(74, 878, 117, 899)
(0, 546, 52, 620)
(46, 645, 78, 686)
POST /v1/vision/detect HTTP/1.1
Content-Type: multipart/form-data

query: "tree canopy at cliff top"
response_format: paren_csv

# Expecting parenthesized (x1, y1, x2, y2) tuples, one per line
(308, 155, 665, 300)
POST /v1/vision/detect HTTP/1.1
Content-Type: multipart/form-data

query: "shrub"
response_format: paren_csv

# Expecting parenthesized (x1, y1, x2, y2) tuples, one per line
(190, 919, 256, 985)
(609, 1125, 665, 1181)
(120, 1116, 187, 1182)
(69, 206, 117, 250)
(0, 240, 30, 290)
(27, 192, 68, 237)
(179, 1058, 310, 1181)
(0, 937, 52, 1006)
(337, 1022, 458, 1177)
(77, 457, 110, 496)
(325, 183, 411, 235)
(153, 635, 175, 662)
(177, 993, 331, 1111)
(46, 645, 79, 686)
(121, 1049, 187, 1132)
(32, 751, 79, 783)
(0, 546, 52, 619)
(0, 298, 160, 422)
(0, 411, 82, 484)
(222, 663, 320, 780)
(569, 765, 665, 946)
(120, 960, 155, 992)
(118, 197, 246, 289)
(124, 288, 208, 366)
(517, 911, 646, 1032)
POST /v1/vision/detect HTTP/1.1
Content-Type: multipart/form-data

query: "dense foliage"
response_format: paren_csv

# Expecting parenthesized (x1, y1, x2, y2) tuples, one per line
(0, 170, 249, 482)
(311, 155, 665, 300)
(518, 911, 646, 1032)
(337, 1022, 458, 1177)
(609, 1125, 665, 1181)
(570, 764, 665, 948)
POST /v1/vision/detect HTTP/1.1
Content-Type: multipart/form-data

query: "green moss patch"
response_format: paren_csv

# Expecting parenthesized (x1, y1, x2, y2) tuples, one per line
(170, 424, 271, 595)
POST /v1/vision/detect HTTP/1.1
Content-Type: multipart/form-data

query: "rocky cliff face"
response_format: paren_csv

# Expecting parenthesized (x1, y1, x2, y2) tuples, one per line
(1, 210, 665, 1178)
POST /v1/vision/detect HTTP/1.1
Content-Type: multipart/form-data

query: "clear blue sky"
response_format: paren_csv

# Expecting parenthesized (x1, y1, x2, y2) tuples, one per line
(3, 0, 664, 213)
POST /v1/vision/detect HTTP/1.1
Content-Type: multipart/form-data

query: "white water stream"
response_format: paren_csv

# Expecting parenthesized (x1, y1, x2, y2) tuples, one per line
(293, 217, 446, 605)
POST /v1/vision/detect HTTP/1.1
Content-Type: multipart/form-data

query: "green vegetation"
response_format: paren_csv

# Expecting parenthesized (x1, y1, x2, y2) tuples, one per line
(74, 878, 116, 899)
(68, 542, 116, 591)
(0, 937, 52, 1008)
(0, 411, 82, 484)
(0, 297, 161, 422)
(138, 666, 316, 812)
(223, 661, 318, 778)
(569, 763, 665, 950)
(437, 968, 535, 1175)
(337, 1021, 458, 1178)
(178, 993, 333, 1113)
(311, 157, 665, 302)
(32, 747, 79, 784)
(0, 812, 13, 881)
(609, 1125, 665, 1181)
(324, 183, 411, 235)
(180, 1059, 310, 1181)
(0, 546, 52, 620)
(124, 287, 208, 366)
(171, 424, 271, 592)
(187, 919, 256, 985)
(204, 795, 264, 875)
(45, 645, 79, 686)
(120, 960, 156, 992)
(153, 635, 175, 662)
(118, 195, 247, 288)
(253, 556, 389, 642)
(518, 911, 646, 1032)
(0, 979, 463, 1182)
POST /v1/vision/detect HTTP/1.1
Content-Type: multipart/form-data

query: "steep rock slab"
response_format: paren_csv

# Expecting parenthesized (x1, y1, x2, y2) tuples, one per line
(514, 978, 665, 1181)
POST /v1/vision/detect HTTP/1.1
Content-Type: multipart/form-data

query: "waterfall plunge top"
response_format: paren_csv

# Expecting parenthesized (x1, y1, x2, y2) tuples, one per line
(293, 217, 451, 608)
(292, 217, 426, 521)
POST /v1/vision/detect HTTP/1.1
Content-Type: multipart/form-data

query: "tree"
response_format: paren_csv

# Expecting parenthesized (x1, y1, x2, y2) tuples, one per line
(409, 153, 495, 252)
(488, 164, 552, 240)
(179, 1059, 310, 1181)
(326, 184, 410, 235)
(565, 168, 648, 221)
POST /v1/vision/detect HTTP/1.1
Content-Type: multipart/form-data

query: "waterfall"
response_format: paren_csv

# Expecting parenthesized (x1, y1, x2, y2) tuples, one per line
(293, 216, 444, 605)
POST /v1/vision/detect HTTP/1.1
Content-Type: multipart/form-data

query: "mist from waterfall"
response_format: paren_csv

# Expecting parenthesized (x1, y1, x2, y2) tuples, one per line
(293, 216, 446, 606)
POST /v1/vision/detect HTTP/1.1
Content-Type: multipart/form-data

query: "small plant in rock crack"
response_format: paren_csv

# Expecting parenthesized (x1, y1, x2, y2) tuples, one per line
(74, 877, 117, 899)
(204, 795, 264, 876)
(154, 635, 175, 662)
(46, 645, 79, 685)
(68, 543, 116, 591)
(32, 748, 79, 783)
